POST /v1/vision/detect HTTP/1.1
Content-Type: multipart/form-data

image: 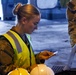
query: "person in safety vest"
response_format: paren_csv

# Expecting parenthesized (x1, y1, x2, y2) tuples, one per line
(30, 64, 54, 75)
(0, 3, 55, 75)
(63, 0, 76, 70)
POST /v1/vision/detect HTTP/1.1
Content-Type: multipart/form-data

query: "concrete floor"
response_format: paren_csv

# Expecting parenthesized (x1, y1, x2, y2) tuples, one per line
(0, 19, 76, 72)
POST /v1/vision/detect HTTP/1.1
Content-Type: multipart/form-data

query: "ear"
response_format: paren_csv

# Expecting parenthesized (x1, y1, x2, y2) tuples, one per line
(21, 17, 27, 24)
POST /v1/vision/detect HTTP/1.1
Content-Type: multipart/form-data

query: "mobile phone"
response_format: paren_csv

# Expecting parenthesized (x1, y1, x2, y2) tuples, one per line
(53, 51, 58, 54)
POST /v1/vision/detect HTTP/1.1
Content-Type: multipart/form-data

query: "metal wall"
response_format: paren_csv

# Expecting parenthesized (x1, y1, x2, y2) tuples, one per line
(1, 0, 70, 20)
(1, 0, 28, 21)
(30, 0, 69, 20)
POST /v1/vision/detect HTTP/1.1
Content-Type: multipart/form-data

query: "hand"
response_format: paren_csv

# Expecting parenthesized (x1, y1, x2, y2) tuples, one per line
(27, 64, 37, 73)
(38, 50, 55, 60)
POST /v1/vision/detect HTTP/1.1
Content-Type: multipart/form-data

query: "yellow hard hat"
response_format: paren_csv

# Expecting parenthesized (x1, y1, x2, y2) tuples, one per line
(8, 68, 30, 75)
(30, 64, 54, 75)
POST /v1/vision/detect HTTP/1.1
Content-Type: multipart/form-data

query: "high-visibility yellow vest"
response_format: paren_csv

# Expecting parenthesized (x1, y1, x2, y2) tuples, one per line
(3, 30, 36, 69)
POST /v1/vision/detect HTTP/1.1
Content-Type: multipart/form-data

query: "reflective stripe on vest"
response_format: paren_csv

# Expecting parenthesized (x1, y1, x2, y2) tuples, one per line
(3, 30, 36, 69)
